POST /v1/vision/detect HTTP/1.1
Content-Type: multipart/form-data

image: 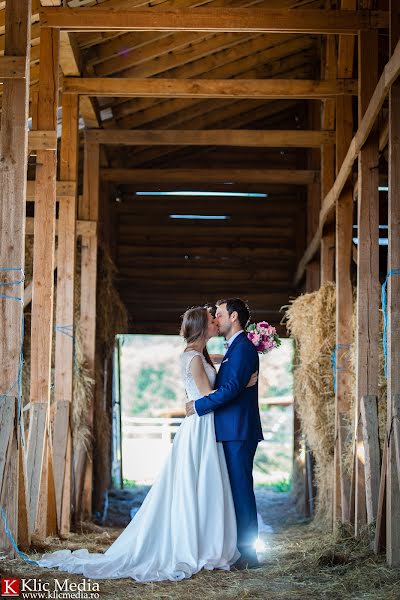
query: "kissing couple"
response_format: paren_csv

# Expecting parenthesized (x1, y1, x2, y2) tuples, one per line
(36, 298, 264, 583)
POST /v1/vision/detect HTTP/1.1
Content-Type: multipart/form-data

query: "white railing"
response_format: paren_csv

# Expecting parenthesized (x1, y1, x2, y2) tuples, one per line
(122, 416, 184, 445)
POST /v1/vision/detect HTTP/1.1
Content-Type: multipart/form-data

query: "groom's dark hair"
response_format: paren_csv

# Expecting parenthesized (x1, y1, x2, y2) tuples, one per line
(216, 298, 250, 330)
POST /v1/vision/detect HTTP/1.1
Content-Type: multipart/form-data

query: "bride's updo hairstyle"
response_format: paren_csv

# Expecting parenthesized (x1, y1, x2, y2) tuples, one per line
(180, 306, 215, 370)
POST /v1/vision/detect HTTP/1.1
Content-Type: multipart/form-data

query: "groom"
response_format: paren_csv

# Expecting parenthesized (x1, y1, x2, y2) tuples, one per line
(185, 298, 263, 568)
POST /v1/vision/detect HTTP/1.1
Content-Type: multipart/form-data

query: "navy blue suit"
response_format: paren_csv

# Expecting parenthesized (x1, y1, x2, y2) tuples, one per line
(194, 332, 264, 561)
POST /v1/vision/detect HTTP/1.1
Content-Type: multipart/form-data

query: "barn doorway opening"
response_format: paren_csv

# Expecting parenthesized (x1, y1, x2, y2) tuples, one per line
(112, 333, 294, 491)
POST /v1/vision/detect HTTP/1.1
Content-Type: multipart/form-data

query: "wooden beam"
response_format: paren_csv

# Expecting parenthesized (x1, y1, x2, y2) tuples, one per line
(75, 141, 100, 523)
(294, 33, 400, 286)
(52, 92, 78, 536)
(28, 130, 57, 152)
(354, 28, 379, 536)
(27, 26, 59, 541)
(59, 29, 99, 128)
(64, 77, 357, 99)
(0, 0, 31, 558)
(85, 128, 335, 148)
(100, 168, 318, 185)
(39, 8, 388, 33)
(386, 0, 400, 568)
(0, 56, 27, 79)
(333, 16, 355, 523)
(25, 217, 96, 236)
(320, 29, 336, 285)
(26, 180, 76, 200)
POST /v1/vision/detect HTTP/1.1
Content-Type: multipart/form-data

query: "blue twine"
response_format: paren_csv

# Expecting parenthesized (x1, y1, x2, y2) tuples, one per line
(0, 270, 38, 565)
(0, 268, 26, 449)
(1, 508, 39, 565)
(54, 324, 74, 339)
(381, 268, 400, 379)
(331, 344, 352, 393)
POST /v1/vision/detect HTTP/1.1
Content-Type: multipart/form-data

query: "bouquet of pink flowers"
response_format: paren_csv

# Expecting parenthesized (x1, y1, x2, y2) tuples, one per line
(246, 321, 281, 354)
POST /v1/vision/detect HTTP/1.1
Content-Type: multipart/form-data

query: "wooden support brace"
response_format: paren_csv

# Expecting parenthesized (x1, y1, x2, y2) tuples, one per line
(392, 395, 400, 496)
(0, 399, 18, 556)
(360, 395, 381, 526)
(25, 217, 97, 237)
(374, 432, 387, 555)
(26, 403, 47, 537)
(26, 179, 76, 200)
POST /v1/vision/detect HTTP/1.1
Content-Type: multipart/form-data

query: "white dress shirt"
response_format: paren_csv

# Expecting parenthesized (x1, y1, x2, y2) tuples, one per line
(226, 329, 244, 349)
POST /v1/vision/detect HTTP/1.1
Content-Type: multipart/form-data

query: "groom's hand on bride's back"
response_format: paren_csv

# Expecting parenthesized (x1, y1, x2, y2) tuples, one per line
(186, 401, 195, 416)
(246, 370, 258, 388)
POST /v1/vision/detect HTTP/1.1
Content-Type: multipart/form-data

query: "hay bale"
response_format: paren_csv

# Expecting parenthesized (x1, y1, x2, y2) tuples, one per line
(286, 281, 388, 526)
(285, 282, 342, 524)
(93, 244, 128, 515)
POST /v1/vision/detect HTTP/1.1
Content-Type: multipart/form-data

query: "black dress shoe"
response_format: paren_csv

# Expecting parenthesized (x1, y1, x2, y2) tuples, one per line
(231, 556, 260, 570)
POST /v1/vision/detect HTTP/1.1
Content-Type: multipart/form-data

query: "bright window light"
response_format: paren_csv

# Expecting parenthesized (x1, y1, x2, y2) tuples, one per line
(135, 191, 267, 197)
(353, 237, 388, 246)
(379, 186, 389, 192)
(169, 214, 230, 220)
(353, 225, 388, 229)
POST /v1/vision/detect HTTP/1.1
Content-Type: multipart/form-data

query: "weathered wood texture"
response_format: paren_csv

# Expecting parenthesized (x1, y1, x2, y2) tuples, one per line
(75, 142, 100, 523)
(27, 26, 59, 540)
(386, 1, 400, 568)
(354, 28, 379, 535)
(52, 93, 79, 535)
(40, 7, 388, 33)
(0, 0, 31, 558)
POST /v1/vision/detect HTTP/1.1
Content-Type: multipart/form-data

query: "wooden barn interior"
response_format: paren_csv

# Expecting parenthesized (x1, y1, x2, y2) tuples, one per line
(1, 0, 400, 581)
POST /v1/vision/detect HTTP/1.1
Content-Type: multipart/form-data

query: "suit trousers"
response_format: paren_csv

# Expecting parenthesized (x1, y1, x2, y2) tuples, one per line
(222, 439, 259, 561)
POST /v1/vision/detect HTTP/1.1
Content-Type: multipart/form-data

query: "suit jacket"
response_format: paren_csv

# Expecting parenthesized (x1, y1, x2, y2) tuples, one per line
(194, 332, 264, 442)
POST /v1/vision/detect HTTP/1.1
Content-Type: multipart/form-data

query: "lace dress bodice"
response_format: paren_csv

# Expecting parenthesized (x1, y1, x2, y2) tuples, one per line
(180, 350, 216, 401)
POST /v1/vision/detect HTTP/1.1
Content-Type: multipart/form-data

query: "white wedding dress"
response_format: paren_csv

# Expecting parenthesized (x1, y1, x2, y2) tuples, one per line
(36, 350, 240, 582)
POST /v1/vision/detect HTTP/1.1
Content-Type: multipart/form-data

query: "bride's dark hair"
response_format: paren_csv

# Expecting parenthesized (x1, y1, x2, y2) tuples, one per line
(180, 306, 215, 370)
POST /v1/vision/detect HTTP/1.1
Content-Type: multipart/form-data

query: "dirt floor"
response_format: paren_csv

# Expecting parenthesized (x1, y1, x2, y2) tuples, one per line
(1, 487, 400, 600)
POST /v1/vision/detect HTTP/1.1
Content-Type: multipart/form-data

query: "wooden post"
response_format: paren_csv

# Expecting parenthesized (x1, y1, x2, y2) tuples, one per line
(333, 0, 357, 525)
(74, 140, 100, 523)
(354, 28, 380, 535)
(334, 93, 354, 525)
(360, 396, 380, 528)
(386, 2, 400, 567)
(0, 0, 31, 557)
(320, 31, 336, 285)
(53, 93, 79, 535)
(306, 103, 321, 293)
(27, 27, 59, 540)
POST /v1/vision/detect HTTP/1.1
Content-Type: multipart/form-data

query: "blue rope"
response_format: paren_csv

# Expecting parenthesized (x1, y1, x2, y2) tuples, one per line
(1, 508, 39, 565)
(0, 268, 26, 449)
(331, 343, 352, 393)
(381, 268, 400, 379)
(0, 270, 39, 566)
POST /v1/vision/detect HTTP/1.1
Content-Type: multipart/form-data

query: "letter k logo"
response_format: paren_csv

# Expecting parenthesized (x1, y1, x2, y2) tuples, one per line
(1, 578, 20, 596)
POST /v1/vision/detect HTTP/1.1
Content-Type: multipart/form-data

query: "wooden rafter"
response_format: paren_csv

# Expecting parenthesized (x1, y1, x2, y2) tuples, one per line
(64, 77, 357, 98)
(40, 8, 388, 33)
(86, 128, 334, 147)
(294, 34, 400, 286)
(100, 167, 317, 184)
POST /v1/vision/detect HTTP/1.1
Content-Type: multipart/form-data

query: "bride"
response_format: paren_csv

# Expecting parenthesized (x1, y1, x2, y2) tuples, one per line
(36, 306, 257, 583)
